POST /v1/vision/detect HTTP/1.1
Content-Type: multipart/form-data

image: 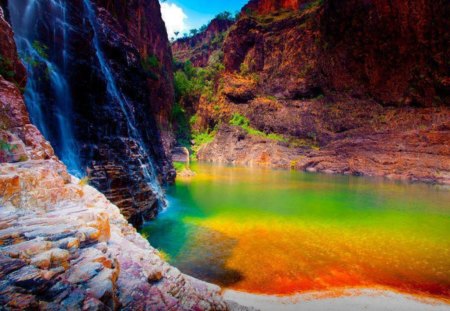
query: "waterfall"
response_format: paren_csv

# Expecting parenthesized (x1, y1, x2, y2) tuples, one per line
(7, 0, 82, 176)
(7, 0, 166, 208)
(82, 0, 166, 206)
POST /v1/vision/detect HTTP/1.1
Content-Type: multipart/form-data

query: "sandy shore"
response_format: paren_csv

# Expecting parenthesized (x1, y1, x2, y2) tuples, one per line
(224, 288, 450, 311)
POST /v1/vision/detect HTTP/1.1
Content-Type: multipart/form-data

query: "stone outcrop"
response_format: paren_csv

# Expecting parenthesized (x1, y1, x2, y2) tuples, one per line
(0, 162, 229, 310)
(172, 17, 234, 67)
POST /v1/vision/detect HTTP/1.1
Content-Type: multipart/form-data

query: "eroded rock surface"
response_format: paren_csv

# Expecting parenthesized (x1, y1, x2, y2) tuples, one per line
(198, 100, 450, 184)
(0, 160, 230, 310)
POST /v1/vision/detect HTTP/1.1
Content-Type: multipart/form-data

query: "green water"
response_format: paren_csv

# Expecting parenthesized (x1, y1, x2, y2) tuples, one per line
(141, 163, 450, 297)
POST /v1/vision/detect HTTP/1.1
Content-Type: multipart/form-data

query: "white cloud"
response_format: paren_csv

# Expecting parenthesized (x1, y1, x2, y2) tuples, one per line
(160, 2, 188, 39)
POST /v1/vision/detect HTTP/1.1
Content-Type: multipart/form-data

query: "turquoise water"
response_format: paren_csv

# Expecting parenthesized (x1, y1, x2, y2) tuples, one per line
(142, 163, 450, 298)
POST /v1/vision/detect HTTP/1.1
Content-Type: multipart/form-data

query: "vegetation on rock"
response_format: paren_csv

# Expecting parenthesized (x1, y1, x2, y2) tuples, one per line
(229, 113, 285, 142)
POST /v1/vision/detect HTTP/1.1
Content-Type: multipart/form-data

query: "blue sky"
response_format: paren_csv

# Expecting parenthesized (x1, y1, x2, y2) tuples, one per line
(160, 0, 248, 39)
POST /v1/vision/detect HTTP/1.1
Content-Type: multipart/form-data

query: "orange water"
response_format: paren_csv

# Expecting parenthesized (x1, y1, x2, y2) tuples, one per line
(142, 163, 450, 299)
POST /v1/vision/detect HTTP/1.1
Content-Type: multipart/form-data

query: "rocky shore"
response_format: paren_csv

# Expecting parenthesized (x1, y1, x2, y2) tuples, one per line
(0, 159, 231, 310)
(198, 98, 450, 184)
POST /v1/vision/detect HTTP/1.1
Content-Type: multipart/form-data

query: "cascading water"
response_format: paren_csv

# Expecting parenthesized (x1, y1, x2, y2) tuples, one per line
(8, 0, 82, 176)
(7, 0, 166, 211)
(82, 0, 165, 206)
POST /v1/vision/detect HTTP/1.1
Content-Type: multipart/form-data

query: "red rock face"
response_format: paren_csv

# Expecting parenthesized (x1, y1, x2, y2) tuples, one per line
(0, 6, 26, 88)
(224, 0, 450, 106)
(172, 18, 234, 67)
(244, 0, 305, 14)
(320, 0, 450, 106)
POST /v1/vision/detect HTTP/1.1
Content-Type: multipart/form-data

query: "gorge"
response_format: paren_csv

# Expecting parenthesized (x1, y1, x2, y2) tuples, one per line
(0, 0, 449, 310)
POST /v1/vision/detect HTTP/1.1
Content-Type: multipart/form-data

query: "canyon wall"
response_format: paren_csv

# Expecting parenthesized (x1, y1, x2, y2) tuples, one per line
(3, 0, 176, 227)
(177, 0, 450, 184)
(0, 7, 232, 310)
(320, 0, 450, 106)
(225, 0, 450, 105)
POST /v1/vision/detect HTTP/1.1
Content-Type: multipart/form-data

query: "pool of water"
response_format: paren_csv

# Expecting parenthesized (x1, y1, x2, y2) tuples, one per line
(141, 163, 450, 299)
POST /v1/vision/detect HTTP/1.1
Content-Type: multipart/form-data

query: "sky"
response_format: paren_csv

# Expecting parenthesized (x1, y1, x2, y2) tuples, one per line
(160, 0, 248, 39)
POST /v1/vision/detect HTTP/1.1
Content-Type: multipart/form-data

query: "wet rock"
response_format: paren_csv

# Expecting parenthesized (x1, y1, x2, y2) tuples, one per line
(147, 267, 164, 282)
(55, 237, 80, 250)
(3, 292, 39, 310)
(60, 289, 85, 309)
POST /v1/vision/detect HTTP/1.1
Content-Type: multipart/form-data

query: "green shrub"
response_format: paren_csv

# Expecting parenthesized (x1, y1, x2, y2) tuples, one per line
(172, 59, 225, 153)
(189, 114, 198, 126)
(173, 161, 188, 173)
(0, 139, 12, 152)
(191, 130, 216, 157)
(229, 113, 286, 142)
(171, 102, 191, 147)
(230, 113, 250, 127)
(0, 139, 19, 162)
(174, 71, 191, 99)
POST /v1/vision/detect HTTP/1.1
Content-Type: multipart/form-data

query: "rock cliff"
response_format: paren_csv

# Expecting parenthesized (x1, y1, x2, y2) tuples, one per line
(96, 0, 175, 129)
(178, 0, 450, 184)
(0, 7, 234, 310)
(172, 17, 234, 67)
(224, 0, 450, 105)
(3, 0, 176, 227)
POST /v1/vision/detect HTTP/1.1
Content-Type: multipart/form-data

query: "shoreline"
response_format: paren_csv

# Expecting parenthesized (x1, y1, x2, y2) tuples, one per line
(223, 288, 450, 311)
